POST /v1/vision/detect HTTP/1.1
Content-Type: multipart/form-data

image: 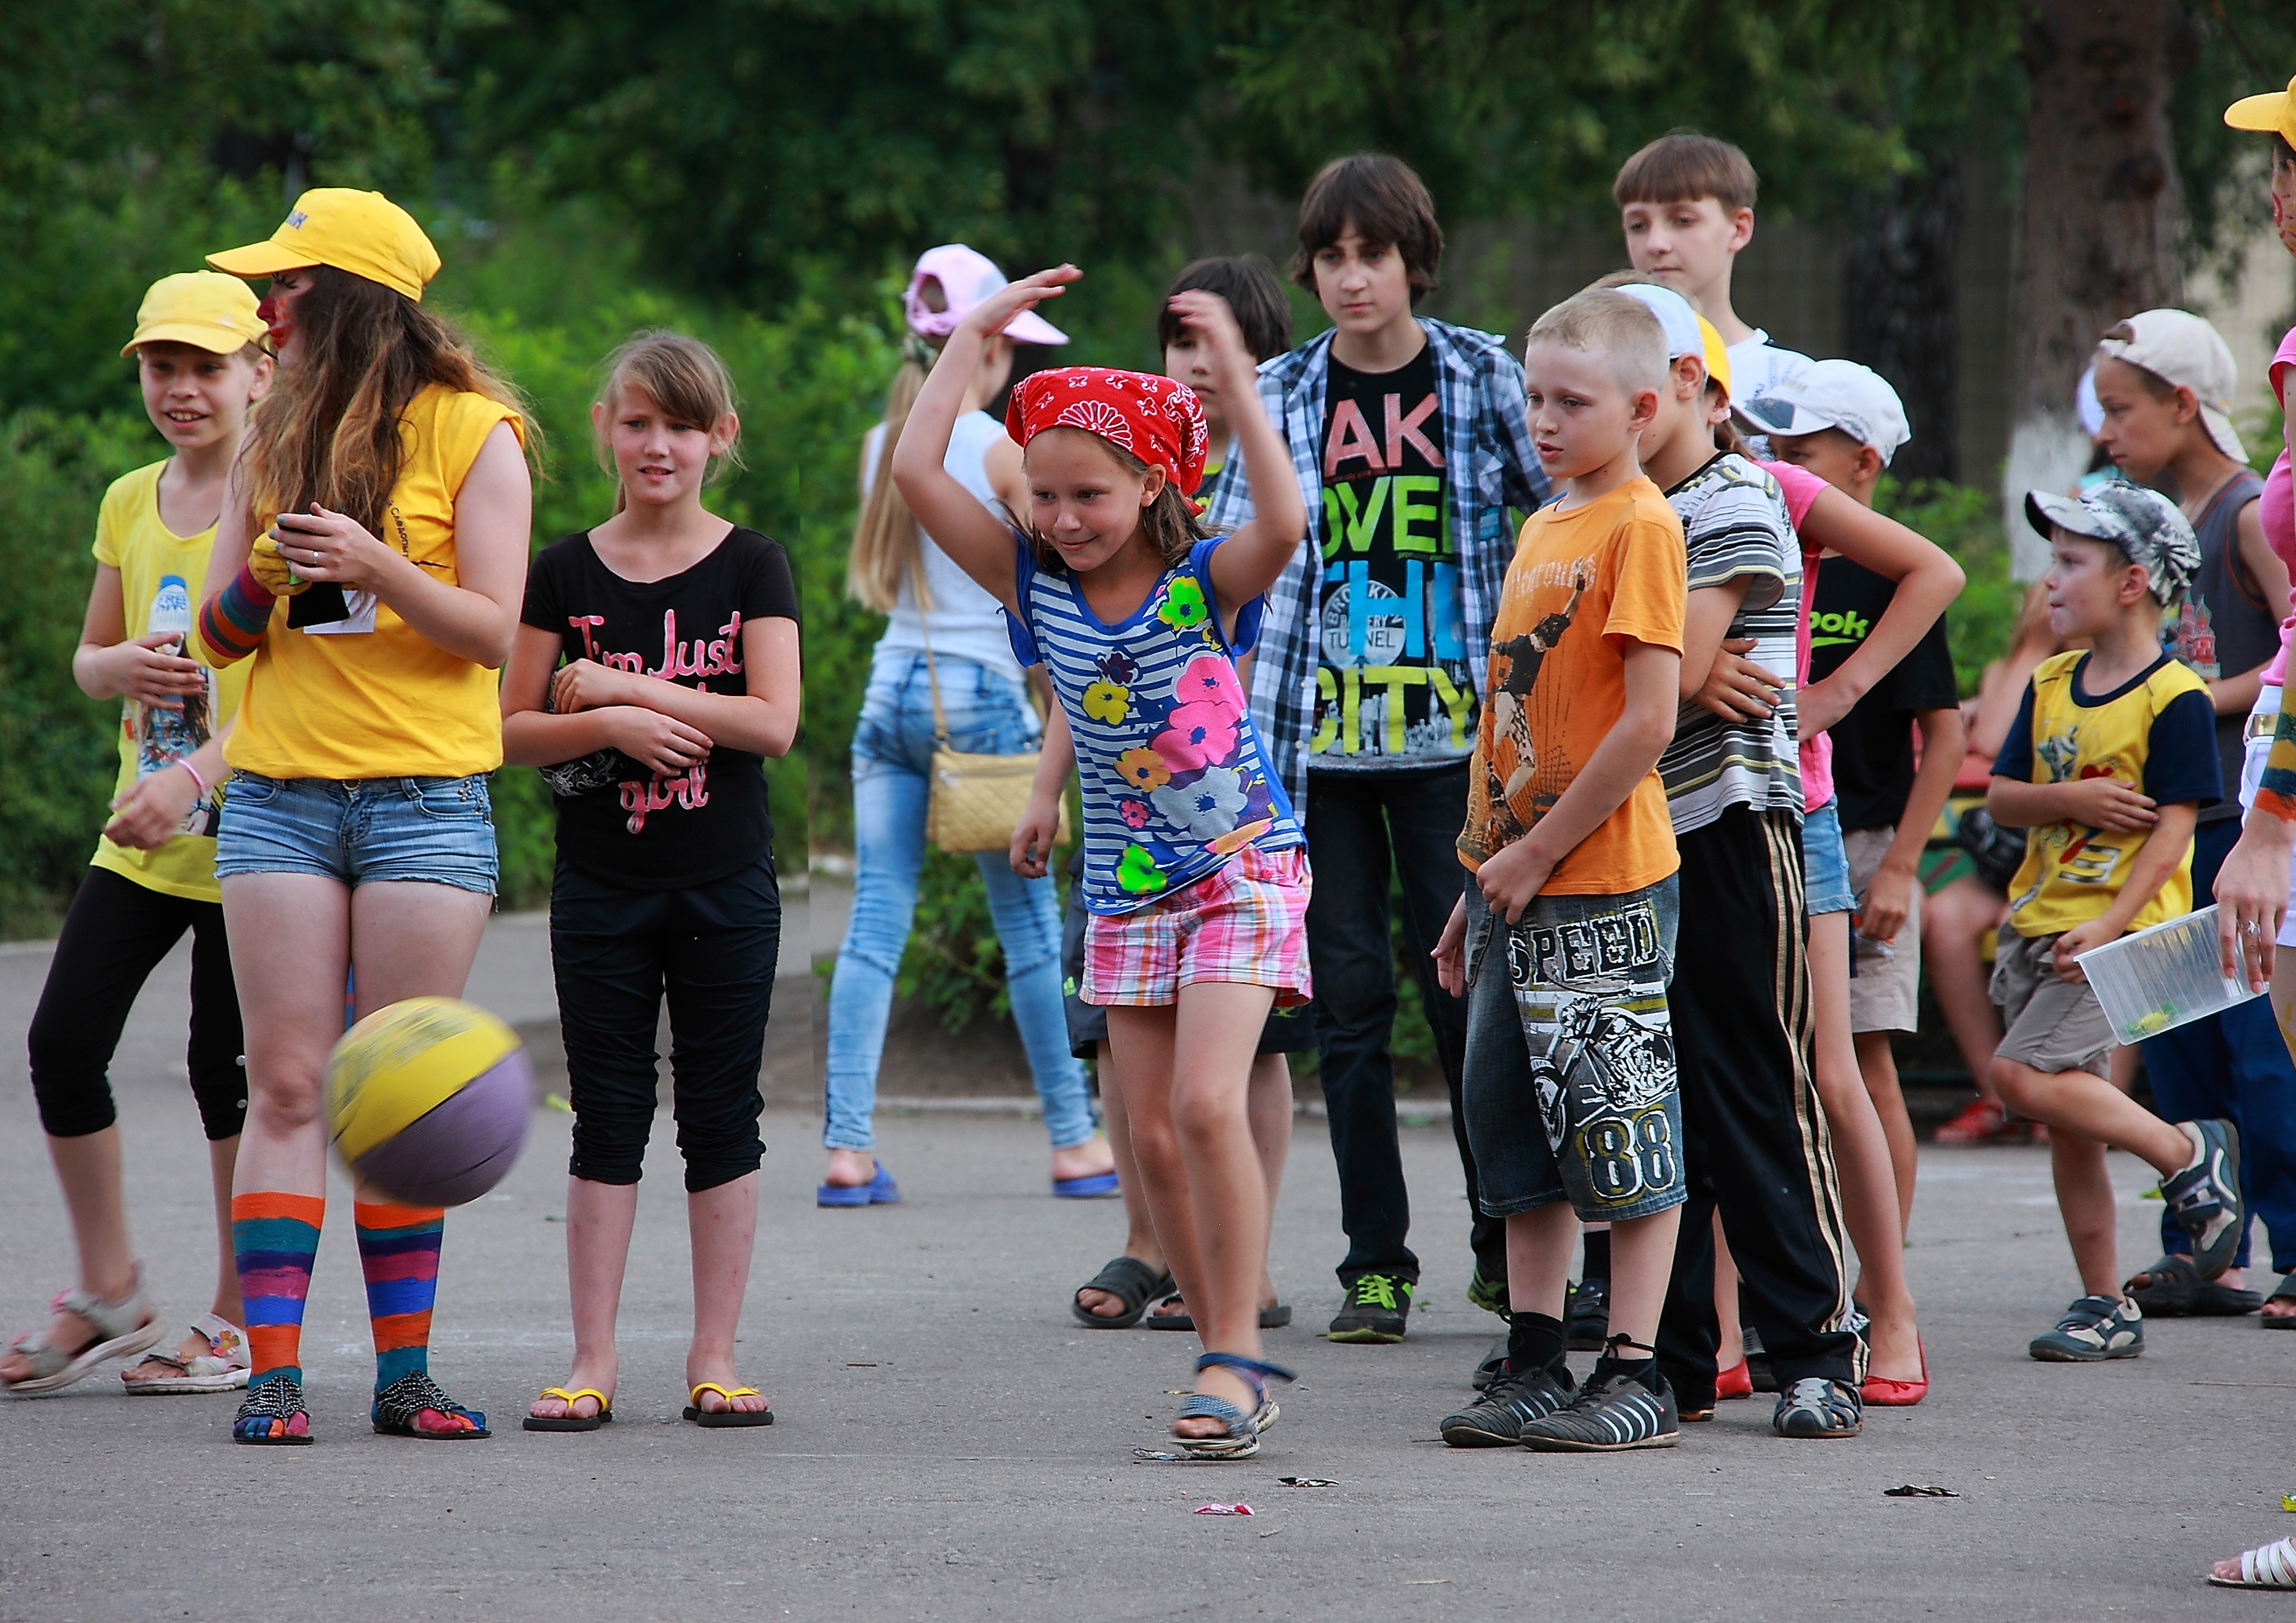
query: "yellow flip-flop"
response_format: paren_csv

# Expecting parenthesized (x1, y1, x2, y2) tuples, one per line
(522, 1386, 613, 1432)
(683, 1382, 774, 1428)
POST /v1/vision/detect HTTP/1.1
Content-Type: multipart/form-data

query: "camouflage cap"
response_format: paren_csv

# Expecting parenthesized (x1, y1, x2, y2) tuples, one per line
(2024, 481, 2199, 606)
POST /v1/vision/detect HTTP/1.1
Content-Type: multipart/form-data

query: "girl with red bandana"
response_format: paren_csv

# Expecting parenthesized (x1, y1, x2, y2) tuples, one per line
(892, 266, 1310, 1459)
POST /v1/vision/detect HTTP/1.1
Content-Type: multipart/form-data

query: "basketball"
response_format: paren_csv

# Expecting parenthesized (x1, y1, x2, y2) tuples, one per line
(324, 997, 532, 1207)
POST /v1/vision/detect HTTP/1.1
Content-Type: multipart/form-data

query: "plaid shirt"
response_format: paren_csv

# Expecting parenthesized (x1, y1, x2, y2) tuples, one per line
(1205, 319, 1549, 804)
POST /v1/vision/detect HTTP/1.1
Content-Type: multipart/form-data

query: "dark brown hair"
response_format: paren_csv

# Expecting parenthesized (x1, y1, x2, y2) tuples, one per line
(1021, 428, 1205, 577)
(240, 265, 535, 534)
(1612, 130, 1760, 213)
(1291, 155, 1443, 306)
(1157, 256, 1294, 362)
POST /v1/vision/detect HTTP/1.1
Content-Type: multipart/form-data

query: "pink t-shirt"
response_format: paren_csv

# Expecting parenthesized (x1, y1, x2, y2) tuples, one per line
(1762, 458, 1833, 809)
(2262, 323, 2296, 686)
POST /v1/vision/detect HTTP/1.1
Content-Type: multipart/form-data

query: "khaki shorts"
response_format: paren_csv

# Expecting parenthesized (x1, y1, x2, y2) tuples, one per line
(1844, 826, 1921, 1034)
(1989, 928, 2114, 1078)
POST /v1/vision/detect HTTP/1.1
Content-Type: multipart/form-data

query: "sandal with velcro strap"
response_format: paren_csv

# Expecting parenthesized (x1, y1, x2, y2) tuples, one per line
(123, 1313, 250, 1394)
(2211, 1536, 2296, 1589)
(2, 1268, 166, 1396)
(2124, 1254, 2262, 1317)
(1172, 1352, 1294, 1460)
(1772, 1376, 1862, 1439)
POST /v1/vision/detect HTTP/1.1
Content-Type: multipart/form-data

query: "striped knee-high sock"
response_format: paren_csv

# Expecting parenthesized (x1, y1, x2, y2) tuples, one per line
(355, 1201, 445, 1389)
(233, 1192, 324, 1386)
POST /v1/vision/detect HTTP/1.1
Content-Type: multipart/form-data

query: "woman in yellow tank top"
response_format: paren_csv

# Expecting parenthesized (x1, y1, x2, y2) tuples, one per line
(196, 189, 535, 1446)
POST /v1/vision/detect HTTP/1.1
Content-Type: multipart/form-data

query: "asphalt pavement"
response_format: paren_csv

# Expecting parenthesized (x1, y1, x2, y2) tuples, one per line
(2, 916, 2293, 1622)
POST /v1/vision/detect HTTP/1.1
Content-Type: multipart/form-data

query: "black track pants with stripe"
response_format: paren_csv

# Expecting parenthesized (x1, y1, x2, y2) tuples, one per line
(1656, 805, 1863, 1407)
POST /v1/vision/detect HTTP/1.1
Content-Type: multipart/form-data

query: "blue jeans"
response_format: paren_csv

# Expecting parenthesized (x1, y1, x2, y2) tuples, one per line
(824, 649, 1094, 1151)
(2138, 815, 2296, 1274)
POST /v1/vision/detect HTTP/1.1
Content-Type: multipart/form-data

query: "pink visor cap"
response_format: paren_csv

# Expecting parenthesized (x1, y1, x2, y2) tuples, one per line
(903, 245, 1069, 345)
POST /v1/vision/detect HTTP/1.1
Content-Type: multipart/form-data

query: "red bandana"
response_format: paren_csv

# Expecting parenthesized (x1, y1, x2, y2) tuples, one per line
(1004, 367, 1211, 496)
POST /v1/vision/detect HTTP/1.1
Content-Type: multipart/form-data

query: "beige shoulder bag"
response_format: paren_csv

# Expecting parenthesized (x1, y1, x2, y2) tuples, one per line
(919, 607, 1071, 855)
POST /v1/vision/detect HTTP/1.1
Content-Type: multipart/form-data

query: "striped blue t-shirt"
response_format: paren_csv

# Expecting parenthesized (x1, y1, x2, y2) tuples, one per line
(1008, 534, 1304, 914)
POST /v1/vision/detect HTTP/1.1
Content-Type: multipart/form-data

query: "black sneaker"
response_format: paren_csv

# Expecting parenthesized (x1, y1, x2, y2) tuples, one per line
(1743, 1323, 1777, 1392)
(1442, 1361, 1576, 1445)
(2161, 1119, 2245, 1279)
(1328, 1274, 1413, 1343)
(1466, 1265, 1510, 1320)
(1470, 1331, 1510, 1391)
(2028, 1293, 2143, 1362)
(1772, 1376, 1862, 1438)
(1519, 1361, 1677, 1452)
(1565, 1276, 1610, 1351)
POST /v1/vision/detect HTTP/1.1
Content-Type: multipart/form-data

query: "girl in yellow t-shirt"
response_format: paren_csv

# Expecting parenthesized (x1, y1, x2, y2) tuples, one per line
(196, 190, 536, 1446)
(3, 275, 272, 1399)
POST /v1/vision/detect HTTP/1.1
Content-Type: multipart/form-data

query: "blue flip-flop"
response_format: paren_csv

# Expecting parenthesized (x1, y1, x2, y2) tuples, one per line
(818, 1164, 899, 1207)
(1052, 1172, 1121, 1199)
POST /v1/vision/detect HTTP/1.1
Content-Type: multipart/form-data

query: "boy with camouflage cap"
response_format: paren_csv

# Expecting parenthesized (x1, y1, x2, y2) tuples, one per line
(1984, 482, 2243, 1363)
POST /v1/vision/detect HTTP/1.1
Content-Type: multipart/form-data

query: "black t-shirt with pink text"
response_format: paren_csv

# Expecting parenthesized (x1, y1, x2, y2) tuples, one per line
(521, 527, 799, 889)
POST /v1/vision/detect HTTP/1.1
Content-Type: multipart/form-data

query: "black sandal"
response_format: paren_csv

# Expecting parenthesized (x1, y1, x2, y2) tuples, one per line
(1142, 1294, 1292, 1331)
(1071, 1257, 1175, 1329)
(2264, 1274, 2296, 1329)
(372, 1371, 491, 1438)
(2126, 1255, 2263, 1317)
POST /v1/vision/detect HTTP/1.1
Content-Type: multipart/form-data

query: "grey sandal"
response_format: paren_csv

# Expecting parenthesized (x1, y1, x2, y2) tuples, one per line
(2263, 1274, 2296, 1329)
(1172, 1353, 1295, 1460)
(2, 1267, 165, 1396)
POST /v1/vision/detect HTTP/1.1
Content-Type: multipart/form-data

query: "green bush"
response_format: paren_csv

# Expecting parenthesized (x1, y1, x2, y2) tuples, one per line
(1874, 475, 2020, 698)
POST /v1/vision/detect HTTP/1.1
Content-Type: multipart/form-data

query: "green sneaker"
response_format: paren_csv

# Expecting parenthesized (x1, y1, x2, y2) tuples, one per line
(1466, 1265, 1510, 1320)
(1328, 1274, 1414, 1343)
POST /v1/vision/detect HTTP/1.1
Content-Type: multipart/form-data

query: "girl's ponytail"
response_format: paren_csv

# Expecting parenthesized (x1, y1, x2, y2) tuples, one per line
(847, 334, 935, 612)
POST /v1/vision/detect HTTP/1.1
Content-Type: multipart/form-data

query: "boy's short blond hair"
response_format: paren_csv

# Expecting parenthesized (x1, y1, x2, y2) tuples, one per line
(1612, 131, 1759, 214)
(1526, 291, 1669, 395)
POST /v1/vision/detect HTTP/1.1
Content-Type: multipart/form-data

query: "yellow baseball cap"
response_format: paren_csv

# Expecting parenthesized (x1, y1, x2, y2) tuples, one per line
(1696, 315, 1732, 398)
(2225, 74, 2296, 145)
(121, 271, 268, 358)
(207, 188, 441, 303)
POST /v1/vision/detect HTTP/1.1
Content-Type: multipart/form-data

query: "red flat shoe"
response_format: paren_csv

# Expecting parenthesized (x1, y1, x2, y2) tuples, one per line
(1859, 1338, 1928, 1407)
(1716, 1358, 1752, 1400)
(1934, 1099, 2010, 1145)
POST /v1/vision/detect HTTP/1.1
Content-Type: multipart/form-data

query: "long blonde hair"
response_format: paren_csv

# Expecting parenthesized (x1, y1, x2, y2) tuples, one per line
(593, 331, 745, 514)
(847, 333, 937, 612)
(240, 265, 536, 532)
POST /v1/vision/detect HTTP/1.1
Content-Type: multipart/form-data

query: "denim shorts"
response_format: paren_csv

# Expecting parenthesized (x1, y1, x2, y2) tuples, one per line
(1802, 799, 1855, 915)
(214, 772, 499, 895)
(1458, 878, 1686, 1223)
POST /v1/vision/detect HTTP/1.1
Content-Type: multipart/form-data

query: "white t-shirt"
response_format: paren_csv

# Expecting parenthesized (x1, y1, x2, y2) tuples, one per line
(863, 411, 1028, 683)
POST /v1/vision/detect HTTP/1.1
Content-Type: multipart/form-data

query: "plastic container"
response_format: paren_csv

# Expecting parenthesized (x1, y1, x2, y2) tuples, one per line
(2074, 905, 2263, 1044)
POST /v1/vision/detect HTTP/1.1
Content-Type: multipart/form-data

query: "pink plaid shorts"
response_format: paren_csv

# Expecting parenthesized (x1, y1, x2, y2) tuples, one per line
(1084, 843, 1313, 1008)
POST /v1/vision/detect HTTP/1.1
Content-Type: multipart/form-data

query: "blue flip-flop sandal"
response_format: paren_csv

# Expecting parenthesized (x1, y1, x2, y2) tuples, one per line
(818, 1163, 899, 1207)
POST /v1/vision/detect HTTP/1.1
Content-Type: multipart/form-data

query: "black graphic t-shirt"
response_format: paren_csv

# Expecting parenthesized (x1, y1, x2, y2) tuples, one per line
(521, 527, 799, 889)
(1807, 556, 1957, 832)
(1310, 344, 1475, 773)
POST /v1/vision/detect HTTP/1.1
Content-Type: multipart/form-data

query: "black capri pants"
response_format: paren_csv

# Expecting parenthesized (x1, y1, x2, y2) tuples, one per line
(551, 855, 781, 1193)
(29, 865, 247, 1141)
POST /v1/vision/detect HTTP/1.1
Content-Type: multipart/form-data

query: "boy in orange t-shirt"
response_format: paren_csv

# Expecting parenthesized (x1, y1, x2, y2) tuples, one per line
(1432, 289, 1689, 1452)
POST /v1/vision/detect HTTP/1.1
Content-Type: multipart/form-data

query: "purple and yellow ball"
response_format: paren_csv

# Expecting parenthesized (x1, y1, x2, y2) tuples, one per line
(323, 997, 531, 1206)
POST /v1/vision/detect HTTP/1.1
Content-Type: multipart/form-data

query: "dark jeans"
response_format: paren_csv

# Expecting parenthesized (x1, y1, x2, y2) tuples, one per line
(1305, 764, 1502, 1285)
(2139, 814, 2296, 1274)
(29, 865, 245, 1141)
(551, 855, 781, 1193)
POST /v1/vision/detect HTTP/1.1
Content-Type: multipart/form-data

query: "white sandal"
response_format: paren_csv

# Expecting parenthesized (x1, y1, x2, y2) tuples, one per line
(2210, 1536, 2296, 1589)
(122, 1313, 250, 1394)
(2, 1267, 165, 1396)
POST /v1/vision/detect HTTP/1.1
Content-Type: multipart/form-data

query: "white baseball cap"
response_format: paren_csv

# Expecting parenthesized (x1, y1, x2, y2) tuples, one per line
(1611, 282, 1704, 362)
(2095, 309, 2246, 463)
(1736, 359, 1911, 466)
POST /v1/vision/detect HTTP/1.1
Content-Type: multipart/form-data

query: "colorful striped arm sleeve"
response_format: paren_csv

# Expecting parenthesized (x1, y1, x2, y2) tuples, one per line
(195, 560, 276, 666)
(2256, 706, 2296, 823)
